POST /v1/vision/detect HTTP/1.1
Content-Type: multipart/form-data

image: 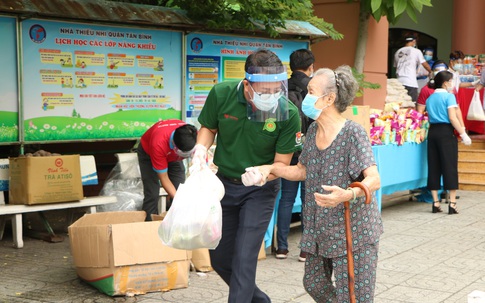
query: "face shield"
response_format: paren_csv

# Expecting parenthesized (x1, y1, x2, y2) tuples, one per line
(245, 66, 289, 122)
(433, 63, 448, 76)
(174, 145, 194, 158)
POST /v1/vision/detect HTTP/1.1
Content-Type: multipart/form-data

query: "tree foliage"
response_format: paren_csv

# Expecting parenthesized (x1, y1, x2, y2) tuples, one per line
(351, 0, 432, 24)
(348, 0, 432, 74)
(109, 0, 343, 40)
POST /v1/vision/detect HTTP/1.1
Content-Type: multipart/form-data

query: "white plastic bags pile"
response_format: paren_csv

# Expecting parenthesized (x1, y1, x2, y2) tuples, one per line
(158, 165, 224, 250)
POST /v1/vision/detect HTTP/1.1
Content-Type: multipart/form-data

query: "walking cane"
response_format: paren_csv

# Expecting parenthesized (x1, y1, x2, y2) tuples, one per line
(344, 182, 371, 303)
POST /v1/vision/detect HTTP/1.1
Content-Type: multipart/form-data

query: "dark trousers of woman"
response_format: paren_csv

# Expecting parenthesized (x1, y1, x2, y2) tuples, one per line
(137, 144, 185, 221)
(427, 123, 458, 190)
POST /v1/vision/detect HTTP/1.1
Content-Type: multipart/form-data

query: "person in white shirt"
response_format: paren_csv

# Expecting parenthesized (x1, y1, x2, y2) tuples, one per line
(394, 33, 432, 102)
(475, 71, 485, 91)
(448, 50, 479, 93)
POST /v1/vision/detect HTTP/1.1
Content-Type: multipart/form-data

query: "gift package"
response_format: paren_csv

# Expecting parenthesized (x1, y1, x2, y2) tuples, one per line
(369, 102, 429, 146)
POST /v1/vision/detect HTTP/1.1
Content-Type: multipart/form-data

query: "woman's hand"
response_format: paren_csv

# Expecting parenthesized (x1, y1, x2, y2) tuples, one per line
(314, 185, 353, 208)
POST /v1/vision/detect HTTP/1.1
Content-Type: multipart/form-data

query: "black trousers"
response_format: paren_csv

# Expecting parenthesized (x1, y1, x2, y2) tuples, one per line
(137, 144, 185, 221)
(427, 123, 458, 190)
(404, 85, 418, 102)
(210, 176, 280, 303)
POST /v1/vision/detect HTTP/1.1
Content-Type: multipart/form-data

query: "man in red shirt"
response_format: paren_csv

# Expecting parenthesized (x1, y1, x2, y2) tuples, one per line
(137, 119, 197, 221)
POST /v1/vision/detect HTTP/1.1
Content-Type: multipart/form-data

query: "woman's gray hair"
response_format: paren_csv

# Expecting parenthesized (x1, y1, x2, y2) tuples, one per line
(313, 65, 359, 113)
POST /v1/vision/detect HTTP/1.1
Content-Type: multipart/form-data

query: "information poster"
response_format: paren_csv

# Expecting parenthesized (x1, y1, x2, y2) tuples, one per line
(21, 19, 183, 142)
(185, 33, 308, 125)
(0, 16, 19, 143)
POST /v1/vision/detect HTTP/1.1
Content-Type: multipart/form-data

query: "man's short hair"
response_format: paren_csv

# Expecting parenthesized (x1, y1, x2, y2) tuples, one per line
(289, 49, 315, 71)
(404, 32, 417, 44)
(173, 124, 197, 152)
(245, 48, 284, 75)
(449, 50, 465, 61)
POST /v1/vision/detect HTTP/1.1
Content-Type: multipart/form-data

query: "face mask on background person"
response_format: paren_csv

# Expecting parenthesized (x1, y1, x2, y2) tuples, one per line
(424, 55, 432, 61)
(302, 93, 329, 120)
(249, 83, 280, 112)
(445, 81, 454, 93)
(453, 63, 463, 73)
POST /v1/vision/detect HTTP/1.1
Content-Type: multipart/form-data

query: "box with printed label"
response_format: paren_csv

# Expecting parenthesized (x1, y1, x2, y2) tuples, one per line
(0, 159, 9, 191)
(8, 155, 83, 205)
(342, 105, 370, 137)
(69, 211, 191, 296)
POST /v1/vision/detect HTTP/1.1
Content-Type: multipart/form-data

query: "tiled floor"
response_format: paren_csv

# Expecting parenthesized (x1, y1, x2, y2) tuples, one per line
(1, 190, 484, 302)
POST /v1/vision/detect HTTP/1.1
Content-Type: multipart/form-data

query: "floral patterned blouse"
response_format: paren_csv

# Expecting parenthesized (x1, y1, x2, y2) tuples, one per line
(299, 120, 384, 258)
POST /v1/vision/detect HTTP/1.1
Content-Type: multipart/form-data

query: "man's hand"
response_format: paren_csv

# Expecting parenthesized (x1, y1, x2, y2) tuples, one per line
(190, 144, 207, 172)
(241, 167, 266, 187)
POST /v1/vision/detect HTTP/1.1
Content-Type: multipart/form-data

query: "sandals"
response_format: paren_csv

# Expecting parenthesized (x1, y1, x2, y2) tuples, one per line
(449, 202, 459, 215)
(432, 201, 443, 213)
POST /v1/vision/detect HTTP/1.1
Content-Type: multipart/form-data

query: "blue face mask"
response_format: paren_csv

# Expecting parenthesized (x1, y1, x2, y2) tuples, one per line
(302, 94, 326, 120)
(424, 55, 432, 61)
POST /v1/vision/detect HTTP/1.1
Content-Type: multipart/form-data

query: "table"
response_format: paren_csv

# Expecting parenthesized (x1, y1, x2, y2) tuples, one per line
(372, 142, 428, 208)
(456, 87, 484, 134)
(264, 142, 429, 248)
(0, 196, 117, 248)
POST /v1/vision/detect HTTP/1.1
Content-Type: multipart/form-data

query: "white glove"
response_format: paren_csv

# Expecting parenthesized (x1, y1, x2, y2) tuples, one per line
(241, 167, 266, 187)
(190, 144, 208, 171)
(472, 79, 480, 86)
(460, 132, 472, 145)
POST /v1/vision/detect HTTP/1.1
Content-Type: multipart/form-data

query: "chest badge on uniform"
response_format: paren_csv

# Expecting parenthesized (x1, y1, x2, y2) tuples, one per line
(263, 118, 276, 132)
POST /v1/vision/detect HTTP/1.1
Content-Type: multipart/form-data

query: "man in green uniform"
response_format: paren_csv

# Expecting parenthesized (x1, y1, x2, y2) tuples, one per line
(191, 49, 301, 302)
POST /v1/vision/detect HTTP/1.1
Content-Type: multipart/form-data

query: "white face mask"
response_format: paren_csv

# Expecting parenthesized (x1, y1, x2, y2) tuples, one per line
(444, 81, 454, 93)
(249, 83, 281, 112)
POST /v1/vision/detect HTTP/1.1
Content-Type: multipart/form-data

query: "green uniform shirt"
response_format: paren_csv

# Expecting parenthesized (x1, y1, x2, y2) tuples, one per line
(198, 80, 302, 179)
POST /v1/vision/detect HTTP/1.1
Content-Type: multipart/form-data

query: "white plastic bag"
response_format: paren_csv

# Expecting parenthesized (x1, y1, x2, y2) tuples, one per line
(467, 90, 485, 121)
(483, 92, 485, 111)
(158, 165, 224, 250)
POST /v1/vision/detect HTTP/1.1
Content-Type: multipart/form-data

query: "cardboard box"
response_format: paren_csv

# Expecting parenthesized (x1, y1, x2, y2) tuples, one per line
(190, 240, 265, 272)
(80, 155, 98, 185)
(1, 156, 96, 192)
(9, 155, 83, 205)
(191, 248, 213, 272)
(0, 159, 8, 191)
(68, 211, 191, 296)
(342, 105, 370, 137)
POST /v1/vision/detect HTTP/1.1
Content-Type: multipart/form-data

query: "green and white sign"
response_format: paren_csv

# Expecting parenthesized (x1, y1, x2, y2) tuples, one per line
(0, 16, 19, 143)
(21, 19, 183, 142)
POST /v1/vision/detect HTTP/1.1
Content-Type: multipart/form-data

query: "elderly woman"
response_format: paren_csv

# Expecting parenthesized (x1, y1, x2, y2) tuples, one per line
(252, 65, 383, 302)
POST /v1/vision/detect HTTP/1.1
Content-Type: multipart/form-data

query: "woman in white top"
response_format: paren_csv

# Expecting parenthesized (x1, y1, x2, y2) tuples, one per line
(448, 50, 479, 93)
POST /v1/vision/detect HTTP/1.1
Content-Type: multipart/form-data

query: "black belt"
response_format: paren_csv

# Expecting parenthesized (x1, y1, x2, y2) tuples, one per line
(216, 172, 243, 185)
